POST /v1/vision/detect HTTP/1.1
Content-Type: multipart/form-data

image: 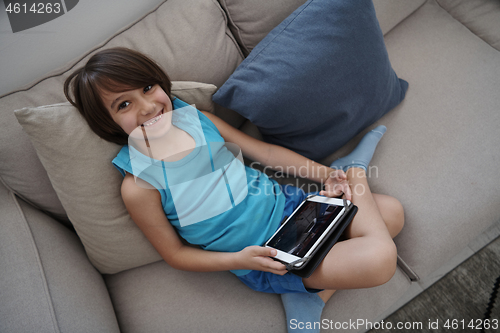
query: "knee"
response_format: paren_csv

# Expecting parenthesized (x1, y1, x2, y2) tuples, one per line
(387, 196, 405, 236)
(367, 240, 398, 286)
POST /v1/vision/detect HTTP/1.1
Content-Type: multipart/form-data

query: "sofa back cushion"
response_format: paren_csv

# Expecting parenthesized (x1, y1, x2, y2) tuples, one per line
(218, 0, 307, 56)
(218, 0, 426, 55)
(0, 0, 243, 236)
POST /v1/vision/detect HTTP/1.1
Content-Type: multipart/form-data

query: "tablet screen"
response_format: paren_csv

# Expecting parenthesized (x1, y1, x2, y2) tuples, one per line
(267, 200, 344, 258)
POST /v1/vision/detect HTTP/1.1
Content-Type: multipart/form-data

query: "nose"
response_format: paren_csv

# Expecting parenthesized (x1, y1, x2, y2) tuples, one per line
(139, 98, 155, 116)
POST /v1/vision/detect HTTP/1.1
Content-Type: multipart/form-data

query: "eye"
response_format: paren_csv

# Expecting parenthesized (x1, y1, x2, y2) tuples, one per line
(143, 85, 154, 93)
(118, 101, 130, 110)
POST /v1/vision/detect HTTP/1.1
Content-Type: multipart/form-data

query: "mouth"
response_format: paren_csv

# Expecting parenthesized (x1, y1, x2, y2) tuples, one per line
(141, 109, 164, 127)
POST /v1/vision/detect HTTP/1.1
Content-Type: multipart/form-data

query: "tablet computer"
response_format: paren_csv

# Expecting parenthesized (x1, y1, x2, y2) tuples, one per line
(264, 195, 350, 268)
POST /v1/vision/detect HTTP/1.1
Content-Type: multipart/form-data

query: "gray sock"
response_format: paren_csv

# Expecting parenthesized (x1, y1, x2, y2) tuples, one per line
(281, 292, 325, 333)
(330, 125, 387, 171)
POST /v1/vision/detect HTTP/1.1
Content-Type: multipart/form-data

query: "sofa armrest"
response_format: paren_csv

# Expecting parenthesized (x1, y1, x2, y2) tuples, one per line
(0, 181, 119, 333)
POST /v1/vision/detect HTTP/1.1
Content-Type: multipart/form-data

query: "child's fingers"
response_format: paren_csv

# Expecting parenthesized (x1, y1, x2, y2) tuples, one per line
(344, 182, 352, 201)
(270, 268, 288, 276)
(253, 246, 277, 258)
(319, 182, 345, 197)
(319, 189, 339, 197)
(331, 169, 347, 181)
(258, 256, 287, 272)
(251, 246, 286, 266)
(267, 263, 288, 275)
(269, 259, 287, 271)
(240, 246, 288, 274)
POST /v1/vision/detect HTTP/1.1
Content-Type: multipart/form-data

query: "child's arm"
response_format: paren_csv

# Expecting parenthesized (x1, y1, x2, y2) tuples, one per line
(121, 173, 288, 274)
(203, 112, 351, 200)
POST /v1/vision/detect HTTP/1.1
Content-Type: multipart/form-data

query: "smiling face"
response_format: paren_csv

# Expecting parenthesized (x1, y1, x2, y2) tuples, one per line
(64, 47, 173, 146)
(101, 84, 174, 140)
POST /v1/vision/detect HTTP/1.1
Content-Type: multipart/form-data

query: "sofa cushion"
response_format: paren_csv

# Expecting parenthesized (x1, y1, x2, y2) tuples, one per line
(0, 181, 119, 333)
(213, 0, 409, 160)
(218, 0, 307, 56)
(14, 82, 219, 274)
(170, 81, 217, 113)
(436, 0, 500, 51)
(218, 0, 426, 55)
(104, 258, 410, 333)
(372, 0, 426, 36)
(0, 0, 243, 234)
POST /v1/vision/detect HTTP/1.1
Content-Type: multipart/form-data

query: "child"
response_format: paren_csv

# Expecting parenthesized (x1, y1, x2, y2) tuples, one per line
(64, 47, 404, 332)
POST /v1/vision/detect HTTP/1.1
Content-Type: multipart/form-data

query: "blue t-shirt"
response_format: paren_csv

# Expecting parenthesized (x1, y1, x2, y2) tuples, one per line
(112, 98, 286, 275)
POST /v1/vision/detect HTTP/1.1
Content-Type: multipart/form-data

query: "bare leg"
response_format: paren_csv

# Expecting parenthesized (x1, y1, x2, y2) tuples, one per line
(303, 168, 398, 291)
(312, 192, 404, 303)
(372, 193, 404, 239)
(317, 289, 336, 303)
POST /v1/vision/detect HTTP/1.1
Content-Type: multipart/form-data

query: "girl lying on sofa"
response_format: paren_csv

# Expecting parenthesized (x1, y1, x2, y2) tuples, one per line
(64, 47, 404, 333)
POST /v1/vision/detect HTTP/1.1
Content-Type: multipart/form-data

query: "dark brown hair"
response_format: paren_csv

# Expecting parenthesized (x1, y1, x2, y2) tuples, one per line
(64, 47, 172, 145)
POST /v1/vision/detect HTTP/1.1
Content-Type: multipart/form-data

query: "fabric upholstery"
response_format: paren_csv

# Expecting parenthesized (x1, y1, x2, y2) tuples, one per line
(0, 0, 243, 226)
(170, 81, 217, 113)
(218, 0, 307, 56)
(329, 0, 500, 279)
(218, 0, 426, 55)
(213, 0, 408, 160)
(104, 258, 411, 333)
(436, 0, 500, 51)
(14, 82, 219, 274)
(372, 0, 426, 35)
(0, 181, 119, 333)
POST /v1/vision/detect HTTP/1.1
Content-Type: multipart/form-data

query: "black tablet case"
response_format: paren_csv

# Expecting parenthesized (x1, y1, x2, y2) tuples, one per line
(284, 203, 358, 278)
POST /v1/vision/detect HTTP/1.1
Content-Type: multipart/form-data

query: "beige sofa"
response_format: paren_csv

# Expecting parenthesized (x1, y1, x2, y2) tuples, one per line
(1, 0, 500, 332)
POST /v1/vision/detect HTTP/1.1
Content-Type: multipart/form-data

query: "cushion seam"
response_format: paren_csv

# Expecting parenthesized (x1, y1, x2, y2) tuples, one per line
(382, 0, 428, 37)
(9, 190, 61, 333)
(240, 0, 313, 67)
(0, 174, 48, 216)
(433, 0, 500, 52)
(0, 174, 15, 198)
(217, 0, 250, 56)
(0, 167, 70, 224)
(211, 0, 245, 60)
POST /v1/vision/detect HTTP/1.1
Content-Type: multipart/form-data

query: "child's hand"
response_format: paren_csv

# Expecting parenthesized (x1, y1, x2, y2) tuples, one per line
(319, 169, 352, 201)
(237, 246, 288, 275)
